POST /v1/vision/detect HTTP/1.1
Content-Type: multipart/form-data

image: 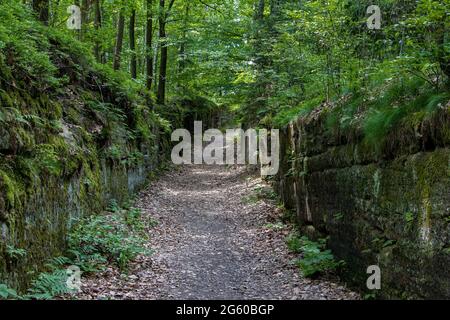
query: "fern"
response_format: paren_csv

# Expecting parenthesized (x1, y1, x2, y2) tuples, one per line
(6, 245, 27, 260)
(26, 269, 73, 300)
(0, 284, 19, 300)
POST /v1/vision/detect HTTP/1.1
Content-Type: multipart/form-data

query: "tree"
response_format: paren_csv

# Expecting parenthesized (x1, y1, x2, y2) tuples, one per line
(146, 0, 154, 91)
(113, 11, 126, 71)
(157, 0, 176, 105)
(94, 0, 104, 63)
(130, 9, 137, 78)
(32, 0, 49, 25)
(178, 3, 190, 73)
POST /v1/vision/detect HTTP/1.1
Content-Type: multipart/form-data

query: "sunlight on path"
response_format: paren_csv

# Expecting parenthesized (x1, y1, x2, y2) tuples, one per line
(76, 165, 359, 300)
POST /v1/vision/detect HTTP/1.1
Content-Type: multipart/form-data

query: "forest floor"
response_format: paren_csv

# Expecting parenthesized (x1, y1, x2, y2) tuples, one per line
(75, 165, 359, 300)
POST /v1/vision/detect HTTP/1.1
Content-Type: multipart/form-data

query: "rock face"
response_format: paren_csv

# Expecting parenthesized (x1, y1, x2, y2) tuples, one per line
(0, 32, 168, 290)
(0, 157, 158, 292)
(274, 106, 450, 299)
(0, 87, 166, 292)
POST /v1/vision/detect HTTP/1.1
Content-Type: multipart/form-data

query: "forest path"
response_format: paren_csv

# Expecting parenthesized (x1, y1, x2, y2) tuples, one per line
(77, 165, 358, 300)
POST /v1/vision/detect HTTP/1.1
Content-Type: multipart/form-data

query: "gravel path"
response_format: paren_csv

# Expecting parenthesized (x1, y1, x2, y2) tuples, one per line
(76, 165, 359, 300)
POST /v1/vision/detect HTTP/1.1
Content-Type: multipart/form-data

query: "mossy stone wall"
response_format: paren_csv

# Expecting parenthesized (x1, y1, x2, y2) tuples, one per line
(275, 107, 450, 299)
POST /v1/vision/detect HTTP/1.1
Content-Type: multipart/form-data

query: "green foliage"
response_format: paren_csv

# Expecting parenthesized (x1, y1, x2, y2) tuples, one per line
(241, 0, 450, 133)
(0, 0, 171, 299)
(0, 284, 19, 300)
(33, 144, 62, 176)
(273, 96, 324, 127)
(242, 185, 276, 205)
(0, 2, 59, 88)
(361, 78, 450, 148)
(68, 212, 149, 271)
(404, 212, 415, 224)
(264, 222, 286, 230)
(286, 233, 344, 278)
(26, 269, 74, 300)
(19, 206, 153, 300)
(6, 245, 27, 261)
(286, 232, 304, 253)
(107, 199, 120, 213)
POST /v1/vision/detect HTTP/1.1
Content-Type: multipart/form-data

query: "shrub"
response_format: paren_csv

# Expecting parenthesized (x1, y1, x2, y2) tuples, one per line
(0, 284, 19, 300)
(68, 212, 150, 272)
(26, 269, 74, 300)
(286, 233, 345, 278)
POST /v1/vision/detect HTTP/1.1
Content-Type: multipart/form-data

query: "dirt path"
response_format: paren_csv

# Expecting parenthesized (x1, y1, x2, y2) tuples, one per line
(77, 165, 359, 300)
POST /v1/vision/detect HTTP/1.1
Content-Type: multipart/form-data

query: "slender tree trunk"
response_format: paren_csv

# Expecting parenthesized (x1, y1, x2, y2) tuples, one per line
(80, 0, 92, 41)
(253, 0, 265, 68)
(94, 0, 103, 63)
(154, 40, 160, 92)
(269, 0, 280, 17)
(253, 0, 265, 90)
(113, 12, 125, 71)
(130, 9, 137, 79)
(157, 0, 167, 104)
(146, 0, 154, 91)
(437, 25, 450, 81)
(32, 0, 49, 25)
(255, 0, 265, 21)
(179, 3, 190, 72)
(52, 0, 62, 25)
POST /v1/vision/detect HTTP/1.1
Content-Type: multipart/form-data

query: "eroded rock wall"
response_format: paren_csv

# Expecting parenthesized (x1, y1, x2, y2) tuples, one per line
(274, 107, 450, 299)
(0, 157, 158, 291)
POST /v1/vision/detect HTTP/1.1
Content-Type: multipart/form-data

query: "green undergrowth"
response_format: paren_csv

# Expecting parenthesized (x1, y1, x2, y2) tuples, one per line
(273, 72, 449, 153)
(248, 181, 346, 279)
(273, 96, 324, 128)
(0, 1, 170, 295)
(286, 232, 345, 278)
(0, 202, 155, 300)
(0, 1, 168, 174)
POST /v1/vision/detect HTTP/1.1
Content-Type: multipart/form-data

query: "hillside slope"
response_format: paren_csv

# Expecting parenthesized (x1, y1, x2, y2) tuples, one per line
(0, 3, 168, 291)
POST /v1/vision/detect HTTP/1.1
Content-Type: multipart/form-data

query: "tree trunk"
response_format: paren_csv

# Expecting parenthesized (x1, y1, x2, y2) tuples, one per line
(94, 0, 103, 63)
(130, 9, 137, 79)
(179, 3, 190, 72)
(437, 26, 450, 81)
(79, 0, 92, 41)
(146, 0, 154, 91)
(81, 0, 90, 27)
(157, 0, 167, 105)
(32, 0, 49, 25)
(113, 12, 125, 71)
(154, 40, 160, 91)
(254, 0, 264, 21)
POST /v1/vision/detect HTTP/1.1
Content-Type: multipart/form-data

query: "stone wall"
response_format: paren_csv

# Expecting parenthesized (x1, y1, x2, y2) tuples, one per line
(0, 151, 161, 292)
(0, 15, 171, 292)
(0, 85, 167, 293)
(274, 107, 450, 299)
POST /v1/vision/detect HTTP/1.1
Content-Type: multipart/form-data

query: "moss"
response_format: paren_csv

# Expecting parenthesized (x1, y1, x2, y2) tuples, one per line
(413, 150, 448, 193)
(0, 90, 15, 108)
(0, 169, 24, 211)
(0, 2, 167, 292)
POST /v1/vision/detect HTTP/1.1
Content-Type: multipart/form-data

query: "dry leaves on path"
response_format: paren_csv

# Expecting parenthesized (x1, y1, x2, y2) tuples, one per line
(75, 165, 359, 300)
